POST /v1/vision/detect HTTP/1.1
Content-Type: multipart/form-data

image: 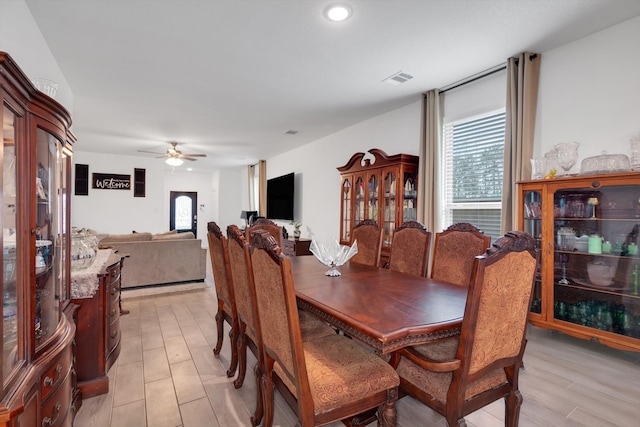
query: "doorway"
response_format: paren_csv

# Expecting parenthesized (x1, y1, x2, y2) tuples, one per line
(170, 191, 198, 237)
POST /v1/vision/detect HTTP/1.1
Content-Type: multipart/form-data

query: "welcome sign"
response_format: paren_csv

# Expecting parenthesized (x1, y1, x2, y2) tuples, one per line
(92, 173, 131, 190)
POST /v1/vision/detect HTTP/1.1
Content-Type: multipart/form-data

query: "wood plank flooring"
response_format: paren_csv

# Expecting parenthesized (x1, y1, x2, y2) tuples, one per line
(74, 283, 640, 427)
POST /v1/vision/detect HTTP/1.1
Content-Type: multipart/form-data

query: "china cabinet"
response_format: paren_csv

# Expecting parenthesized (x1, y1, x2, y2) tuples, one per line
(1, 52, 79, 425)
(519, 172, 640, 352)
(337, 149, 418, 263)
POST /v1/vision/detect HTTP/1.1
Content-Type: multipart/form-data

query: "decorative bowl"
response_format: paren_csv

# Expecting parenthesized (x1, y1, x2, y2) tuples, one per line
(580, 152, 630, 175)
(587, 261, 615, 287)
(309, 238, 358, 276)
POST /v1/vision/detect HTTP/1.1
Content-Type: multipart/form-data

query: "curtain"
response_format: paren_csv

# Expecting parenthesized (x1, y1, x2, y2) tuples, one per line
(501, 52, 541, 233)
(417, 89, 444, 233)
(258, 160, 267, 216)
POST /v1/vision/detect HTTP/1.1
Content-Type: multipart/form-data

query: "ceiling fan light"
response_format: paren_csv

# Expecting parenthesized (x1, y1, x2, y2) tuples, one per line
(165, 157, 184, 166)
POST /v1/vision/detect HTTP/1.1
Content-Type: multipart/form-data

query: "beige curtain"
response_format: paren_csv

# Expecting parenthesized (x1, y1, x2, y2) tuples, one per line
(417, 89, 444, 233)
(501, 52, 541, 233)
(258, 160, 267, 216)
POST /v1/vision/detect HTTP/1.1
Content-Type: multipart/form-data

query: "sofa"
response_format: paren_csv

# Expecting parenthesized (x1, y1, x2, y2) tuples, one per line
(99, 230, 207, 289)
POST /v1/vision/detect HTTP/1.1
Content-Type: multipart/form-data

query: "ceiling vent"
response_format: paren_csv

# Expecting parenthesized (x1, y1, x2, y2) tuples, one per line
(284, 130, 299, 135)
(382, 71, 414, 86)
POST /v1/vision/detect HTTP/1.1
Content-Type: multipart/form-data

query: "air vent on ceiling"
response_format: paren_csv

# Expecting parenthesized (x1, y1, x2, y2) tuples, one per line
(382, 71, 414, 86)
(284, 130, 299, 135)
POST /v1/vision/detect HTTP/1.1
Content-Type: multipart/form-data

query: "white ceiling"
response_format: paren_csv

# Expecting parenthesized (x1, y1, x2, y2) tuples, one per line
(25, 0, 640, 170)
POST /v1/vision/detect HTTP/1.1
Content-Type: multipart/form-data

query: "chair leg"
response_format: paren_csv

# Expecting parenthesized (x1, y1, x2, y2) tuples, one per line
(250, 361, 264, 427)
(213, 301, 224, 355)
(377, 388, 398, 427)
(261, 360, 276, 427)
(233, 324, 248, 388)
(505, 390, 523, 427)
(226, 323, 239, 378)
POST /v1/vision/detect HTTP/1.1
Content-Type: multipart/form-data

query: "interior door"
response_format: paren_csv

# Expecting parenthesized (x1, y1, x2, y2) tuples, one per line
(169, 191, 197, 237)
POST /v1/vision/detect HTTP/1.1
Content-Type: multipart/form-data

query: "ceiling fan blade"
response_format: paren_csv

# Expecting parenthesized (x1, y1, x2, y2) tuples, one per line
(182, 153, 207, 157)
(138, 149, 167, 155)
(182, 156, 198, 161)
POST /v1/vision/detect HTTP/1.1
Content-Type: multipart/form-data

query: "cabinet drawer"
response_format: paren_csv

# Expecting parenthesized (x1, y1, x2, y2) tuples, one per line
(107, 315, 121, 354)
(108, 281, 121, 307)
(40, 345, 72, 401)
(106, 263, 121, 286)
(41, 371, 72, 427)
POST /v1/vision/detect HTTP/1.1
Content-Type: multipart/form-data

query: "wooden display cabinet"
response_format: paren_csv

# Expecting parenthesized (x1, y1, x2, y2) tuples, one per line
(72, 251, 126, 398)
(519, 172, 640, 352)
(282, 238, 312, 257)
(1, 51, 79, 425)
(337, 149, 418, 263)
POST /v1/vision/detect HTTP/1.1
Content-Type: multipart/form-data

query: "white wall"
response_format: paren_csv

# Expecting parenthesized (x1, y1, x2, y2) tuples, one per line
(0, 0, 73, 110)
(71, 152, 226, 243)
(536, 15, 640, 167)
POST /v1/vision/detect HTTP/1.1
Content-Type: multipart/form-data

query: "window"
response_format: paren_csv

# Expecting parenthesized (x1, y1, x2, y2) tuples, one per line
(442, 110, 505, 242)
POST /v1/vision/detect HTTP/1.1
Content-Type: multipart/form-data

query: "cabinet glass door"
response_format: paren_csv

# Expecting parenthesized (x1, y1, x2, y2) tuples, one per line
(402, 173, 417, 222)
(3, 103, 21, 384)
(341, 177, 352, 242)
(552, 184, 640, 339)
(34, 127, 62, 350)
(367, 174, 379, 221)
(523, 190, 543, 314)
(382, 170, 396, 247)
(355, 176, 365, 224)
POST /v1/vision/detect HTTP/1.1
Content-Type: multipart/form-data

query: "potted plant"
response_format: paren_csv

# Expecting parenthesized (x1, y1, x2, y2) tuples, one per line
(290, 220, 302, 240)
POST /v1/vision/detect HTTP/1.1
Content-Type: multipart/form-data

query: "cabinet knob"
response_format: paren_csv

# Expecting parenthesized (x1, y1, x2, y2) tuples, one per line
(43, 364, 63, 387)
(42, 402, 61, 427)
(111, 288, 116, 295)
(111, 330, 118, 339)
(110, 308, 117, 318)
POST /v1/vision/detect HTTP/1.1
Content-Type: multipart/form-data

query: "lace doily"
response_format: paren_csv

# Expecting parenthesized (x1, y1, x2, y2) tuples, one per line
(70, 249, 113, 299)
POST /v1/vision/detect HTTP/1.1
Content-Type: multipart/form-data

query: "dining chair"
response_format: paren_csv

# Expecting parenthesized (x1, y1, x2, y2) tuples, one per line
(431, 222, 491, 286)
(387, 220, 432, 277)
(249, 229, 400, 427)
(206, 221, 238, 377)
(226, 225, 335, 426)
(246, 217, 283, 247)
(350, 219, 383, 267)
(390, 230, 537, 427)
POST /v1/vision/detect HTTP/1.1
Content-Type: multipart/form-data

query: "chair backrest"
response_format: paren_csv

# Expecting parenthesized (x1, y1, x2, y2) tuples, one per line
(249, 229, 311, 404)
(456, 230, 537, 380)
(246, 217, 283, 248)
(387, 220, 432, 277)
(431, 222, 491, 286)
(207, 221, 235, 310)
(350, 219, 383, 267)
(226, 224, 260, 343)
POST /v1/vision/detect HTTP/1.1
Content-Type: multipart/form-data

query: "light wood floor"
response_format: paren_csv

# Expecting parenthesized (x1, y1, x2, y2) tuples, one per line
(74, 283, 640, 427)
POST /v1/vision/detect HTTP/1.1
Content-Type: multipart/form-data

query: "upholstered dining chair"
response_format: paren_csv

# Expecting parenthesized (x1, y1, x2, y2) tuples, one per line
(387, 220, 432, 277)
(206, 221, 238, 377)
(245, 217, 283, 247)
(390, 230, 537, 427)
(226, 225, 334, 426)
(431, 222, 491, 286)
(250, 229, 400, 427)
(350, 219, 383, 267)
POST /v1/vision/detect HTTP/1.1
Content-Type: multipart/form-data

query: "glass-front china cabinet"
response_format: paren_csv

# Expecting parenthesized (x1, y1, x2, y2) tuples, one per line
(1, 52, 78, 425)
(519, 172, 640, 352)
(338, 149, 418, 264)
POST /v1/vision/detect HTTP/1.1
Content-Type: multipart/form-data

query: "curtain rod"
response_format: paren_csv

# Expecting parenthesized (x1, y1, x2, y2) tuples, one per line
(439, 64, 506, 94)
(438, 53, 538, 94)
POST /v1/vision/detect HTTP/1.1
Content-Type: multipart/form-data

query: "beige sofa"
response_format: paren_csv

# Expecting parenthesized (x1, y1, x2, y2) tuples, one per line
(99, 231, 207, 289)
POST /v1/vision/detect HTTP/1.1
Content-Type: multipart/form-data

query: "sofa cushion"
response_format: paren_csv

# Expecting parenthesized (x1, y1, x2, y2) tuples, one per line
(151, 231, 195, 240)
(100, 232, 152, 244)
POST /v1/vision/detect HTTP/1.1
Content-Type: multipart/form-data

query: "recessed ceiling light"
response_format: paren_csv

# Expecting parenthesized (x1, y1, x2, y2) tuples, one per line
(325, 4, 352, 22)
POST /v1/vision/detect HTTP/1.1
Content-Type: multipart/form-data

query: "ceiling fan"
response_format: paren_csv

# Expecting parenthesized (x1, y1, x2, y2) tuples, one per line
(138, 142, 207, 166)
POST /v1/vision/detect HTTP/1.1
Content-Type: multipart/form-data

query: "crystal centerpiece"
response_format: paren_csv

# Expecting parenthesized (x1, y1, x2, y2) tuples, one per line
(309, 238, 358, 277)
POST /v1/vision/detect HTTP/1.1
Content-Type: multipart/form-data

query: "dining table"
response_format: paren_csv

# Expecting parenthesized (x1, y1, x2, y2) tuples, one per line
(289, 256, 468, 355)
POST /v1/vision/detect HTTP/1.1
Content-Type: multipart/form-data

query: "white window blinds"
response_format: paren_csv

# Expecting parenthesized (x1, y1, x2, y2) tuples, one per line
(442, 111, 505, 241)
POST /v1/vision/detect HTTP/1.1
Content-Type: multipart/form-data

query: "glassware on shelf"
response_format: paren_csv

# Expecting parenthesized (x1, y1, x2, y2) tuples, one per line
(554, 141, 580, 176)
(630, 135, 640, 171)
(558, 253, 570, 285)
(530, 158, 546, 180)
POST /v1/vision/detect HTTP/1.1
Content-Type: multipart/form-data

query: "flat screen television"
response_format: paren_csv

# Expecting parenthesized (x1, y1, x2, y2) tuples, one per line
(267, 172, 295, 220)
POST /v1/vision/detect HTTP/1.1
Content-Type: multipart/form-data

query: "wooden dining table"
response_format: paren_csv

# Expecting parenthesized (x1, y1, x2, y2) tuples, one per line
(289, 256, 468, 355)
